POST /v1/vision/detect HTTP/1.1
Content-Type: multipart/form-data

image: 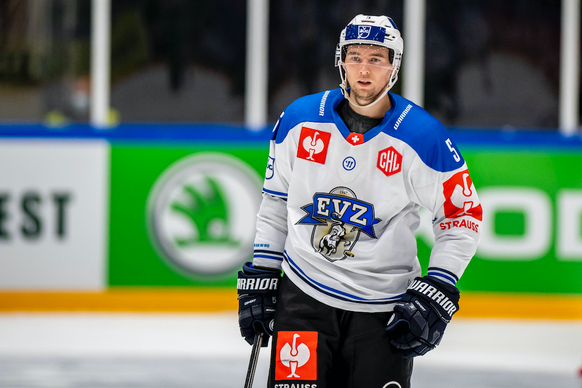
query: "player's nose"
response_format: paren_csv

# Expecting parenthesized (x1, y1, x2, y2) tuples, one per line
(358, 63, 371, 74)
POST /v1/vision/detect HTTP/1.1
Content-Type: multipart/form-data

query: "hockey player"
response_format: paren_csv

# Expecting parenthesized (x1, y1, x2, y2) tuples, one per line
(237, 14, 482, 388)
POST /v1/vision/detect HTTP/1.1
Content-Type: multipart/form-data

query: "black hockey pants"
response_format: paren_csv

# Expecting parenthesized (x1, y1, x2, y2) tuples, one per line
(267, 275, 413, 388)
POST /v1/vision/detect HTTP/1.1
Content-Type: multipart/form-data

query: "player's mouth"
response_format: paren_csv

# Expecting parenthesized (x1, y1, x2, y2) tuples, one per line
(358, 80, 372, 87)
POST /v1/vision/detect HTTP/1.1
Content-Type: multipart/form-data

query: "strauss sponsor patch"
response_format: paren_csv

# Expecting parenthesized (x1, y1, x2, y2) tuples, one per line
(297, 127, 331, 165)
(442, 170, 482, 221)
(275, 331, 318, 381)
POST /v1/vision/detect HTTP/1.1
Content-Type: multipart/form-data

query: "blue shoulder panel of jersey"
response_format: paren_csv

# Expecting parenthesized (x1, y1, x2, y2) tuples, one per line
(384, 93, 465, 172)
(273, 89, 342, 144)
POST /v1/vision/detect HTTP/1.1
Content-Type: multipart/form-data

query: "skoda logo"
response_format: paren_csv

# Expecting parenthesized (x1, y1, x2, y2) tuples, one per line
(147, 153, 262, 277)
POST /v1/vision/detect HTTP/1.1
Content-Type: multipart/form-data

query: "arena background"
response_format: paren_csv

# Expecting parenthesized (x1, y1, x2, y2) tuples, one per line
(0, 1, 581, 387)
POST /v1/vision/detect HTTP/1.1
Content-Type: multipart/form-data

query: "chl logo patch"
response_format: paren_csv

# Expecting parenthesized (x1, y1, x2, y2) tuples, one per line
(275, 331, 318, 381)
(377, 147, 402, 177)
(443, 170, 482, 221)
(297, 127, 331, 165)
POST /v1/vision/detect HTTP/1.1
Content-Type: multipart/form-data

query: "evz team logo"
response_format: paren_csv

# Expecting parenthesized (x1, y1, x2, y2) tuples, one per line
(147, 153, 262, 276)
(297, 187, 381, 262)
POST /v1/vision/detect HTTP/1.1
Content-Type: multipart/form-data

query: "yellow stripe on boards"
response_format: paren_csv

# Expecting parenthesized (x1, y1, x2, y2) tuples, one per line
(0, 290, 581, 319)
(0, 288, 238, 313)
(458, 292, 582, 320)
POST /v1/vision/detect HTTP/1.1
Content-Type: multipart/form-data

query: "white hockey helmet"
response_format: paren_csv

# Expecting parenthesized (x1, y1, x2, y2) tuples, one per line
(335, 14, 404, 107)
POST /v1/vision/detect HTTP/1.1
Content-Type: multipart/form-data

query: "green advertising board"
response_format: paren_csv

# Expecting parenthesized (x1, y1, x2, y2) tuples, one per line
(108, 132, 582, 295)
(109, 144, 269, 287)
(417, 151, 582, 294)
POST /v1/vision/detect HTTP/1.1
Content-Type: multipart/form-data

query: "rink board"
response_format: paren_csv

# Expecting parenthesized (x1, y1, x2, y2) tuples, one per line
(0, 125, 581, 315)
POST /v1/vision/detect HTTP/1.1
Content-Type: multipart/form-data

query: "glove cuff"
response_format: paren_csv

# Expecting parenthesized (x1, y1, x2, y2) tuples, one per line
(407, 276, 460, 322)
(241, 261, 281, 275)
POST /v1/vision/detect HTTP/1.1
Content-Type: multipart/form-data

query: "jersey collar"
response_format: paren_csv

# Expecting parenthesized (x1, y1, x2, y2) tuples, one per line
(331, 90, 397, 145)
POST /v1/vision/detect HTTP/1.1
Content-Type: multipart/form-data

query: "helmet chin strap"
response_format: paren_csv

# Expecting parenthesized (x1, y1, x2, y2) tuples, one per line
(339, 81, 391, 109)
(338, 66, 398, 109)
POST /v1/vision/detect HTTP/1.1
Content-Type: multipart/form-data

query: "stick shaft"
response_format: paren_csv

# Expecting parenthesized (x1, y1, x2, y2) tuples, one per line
(244, 332, 264, 388)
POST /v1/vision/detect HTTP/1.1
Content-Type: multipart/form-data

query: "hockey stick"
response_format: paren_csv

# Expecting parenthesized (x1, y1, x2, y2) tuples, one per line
(244, 331, 264, 388)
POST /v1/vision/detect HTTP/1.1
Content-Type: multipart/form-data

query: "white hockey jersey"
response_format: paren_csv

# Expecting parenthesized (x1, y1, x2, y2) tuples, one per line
(252, 89, 482, 313)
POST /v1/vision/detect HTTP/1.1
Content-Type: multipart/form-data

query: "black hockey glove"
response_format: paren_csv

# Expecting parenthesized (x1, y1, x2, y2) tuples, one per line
(237, 262, 281, 347)
(385, 276, 460, 358)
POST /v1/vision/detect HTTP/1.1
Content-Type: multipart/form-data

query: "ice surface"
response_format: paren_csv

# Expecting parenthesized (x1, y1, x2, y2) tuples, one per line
(0, 313, 580, 388)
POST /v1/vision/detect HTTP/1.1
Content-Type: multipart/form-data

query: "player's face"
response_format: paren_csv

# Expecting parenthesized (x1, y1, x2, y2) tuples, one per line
(342, 45, 393, 106)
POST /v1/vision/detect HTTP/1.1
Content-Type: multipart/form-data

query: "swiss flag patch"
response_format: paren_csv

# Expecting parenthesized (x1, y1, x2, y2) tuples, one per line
(443, 170, 482, 221)
(347, 132, 364, 145)
(275, 331, 318, 381)
(297, 127, 331, 164)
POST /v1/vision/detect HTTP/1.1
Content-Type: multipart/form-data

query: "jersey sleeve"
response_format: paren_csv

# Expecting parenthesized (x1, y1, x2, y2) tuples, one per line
(252, 113, 292, 270)
(408, 133, 482, 285)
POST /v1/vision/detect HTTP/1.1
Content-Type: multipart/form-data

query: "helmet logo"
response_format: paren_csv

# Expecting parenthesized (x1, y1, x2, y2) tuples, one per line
(345, 25, 386, 43)
(357, 26, 371, 39)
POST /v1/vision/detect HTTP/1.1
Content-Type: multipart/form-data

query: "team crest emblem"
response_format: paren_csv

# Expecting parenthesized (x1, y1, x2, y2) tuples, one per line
(297, 187, 381, 262)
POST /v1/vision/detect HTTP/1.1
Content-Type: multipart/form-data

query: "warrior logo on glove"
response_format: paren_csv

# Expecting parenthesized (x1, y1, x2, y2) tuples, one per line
(385, 276, 460, 358)
(237, 277, 279, 291)
(408, 278, 458, 318)
(237, 262, 281, 347)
